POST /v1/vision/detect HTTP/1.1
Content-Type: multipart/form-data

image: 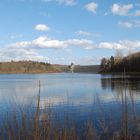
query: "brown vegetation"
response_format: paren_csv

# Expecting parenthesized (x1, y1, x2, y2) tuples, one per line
(0, 61, 61, 74)
(0, 61, 100, 74)
(112, 52, 140, 72)
(100, 52, 140, 73)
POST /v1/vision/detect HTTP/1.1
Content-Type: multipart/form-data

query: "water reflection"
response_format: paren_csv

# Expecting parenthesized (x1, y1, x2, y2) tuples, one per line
(101, 75, 140, 103)
(101, 75, 140, 91)
(0, 73, 140, 113)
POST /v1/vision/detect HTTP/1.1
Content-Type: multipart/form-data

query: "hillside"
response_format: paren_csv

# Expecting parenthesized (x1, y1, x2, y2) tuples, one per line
(0, 61, 100, 74)
(55, 64, 100, 73)
(0, 61, 61, 74)
(74, 65, 100, 73)
(53, 64, 70, 72)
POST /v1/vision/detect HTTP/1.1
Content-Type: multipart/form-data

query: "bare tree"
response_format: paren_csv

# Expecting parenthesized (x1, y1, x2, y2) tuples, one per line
(100, 58, 110, 71)
(115, 49, 123, 60)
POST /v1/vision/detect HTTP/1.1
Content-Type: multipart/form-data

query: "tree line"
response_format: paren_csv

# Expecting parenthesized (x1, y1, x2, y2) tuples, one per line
(100, 51, 140, 73)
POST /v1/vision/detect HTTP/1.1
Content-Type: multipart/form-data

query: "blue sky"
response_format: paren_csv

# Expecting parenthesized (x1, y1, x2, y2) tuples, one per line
(0, 0, 140, 65)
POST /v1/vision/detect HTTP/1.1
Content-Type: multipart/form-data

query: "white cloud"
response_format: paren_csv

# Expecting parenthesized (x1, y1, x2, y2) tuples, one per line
(99, 40, 140, 50)
(1, 35, 140, 63)
(76, 30, 93, 37)
(65, 39, 95, 49)
(118, 21, 133, 28)
(5, 36, 140, 51)
(0, 36, 96, 62)
(41, 0, 76, 6)
(75, 30, 101, 37)
(99, 42, 122, 49)
(85, 2, 98, 14)
(0, 47, 47, 62)
(133, 20, 140, 27)
(119, 20, 140, 28)
(9, 36, 95, 50)
(10, 34, 23, 40)
(111, 3, 140, 17)
(111, 3, 133, 16)
(34, 24, 50, 31)
(133, 10, 140, 16)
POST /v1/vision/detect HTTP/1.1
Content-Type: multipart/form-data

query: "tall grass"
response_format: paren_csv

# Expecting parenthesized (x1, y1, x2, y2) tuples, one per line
(1, 80, 140, 140)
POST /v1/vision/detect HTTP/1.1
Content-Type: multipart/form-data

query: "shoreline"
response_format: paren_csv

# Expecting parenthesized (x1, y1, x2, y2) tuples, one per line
(99, 71, 140, 76)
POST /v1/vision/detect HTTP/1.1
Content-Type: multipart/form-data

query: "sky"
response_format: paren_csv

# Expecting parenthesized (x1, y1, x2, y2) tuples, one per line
(0, 0, 140, 65)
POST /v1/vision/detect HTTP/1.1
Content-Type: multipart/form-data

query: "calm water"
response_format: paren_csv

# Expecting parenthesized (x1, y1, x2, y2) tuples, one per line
(0, 73, 140, 125)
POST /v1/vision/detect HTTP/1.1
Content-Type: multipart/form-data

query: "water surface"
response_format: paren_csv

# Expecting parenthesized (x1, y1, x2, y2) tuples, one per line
(0, 73, 140, 127)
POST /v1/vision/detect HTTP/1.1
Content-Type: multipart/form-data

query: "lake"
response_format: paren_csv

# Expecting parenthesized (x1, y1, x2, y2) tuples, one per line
(0, 73, 140, 134)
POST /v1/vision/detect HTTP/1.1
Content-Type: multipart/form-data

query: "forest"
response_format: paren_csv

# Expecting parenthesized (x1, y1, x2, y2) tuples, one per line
(100, 51, 140, 73)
